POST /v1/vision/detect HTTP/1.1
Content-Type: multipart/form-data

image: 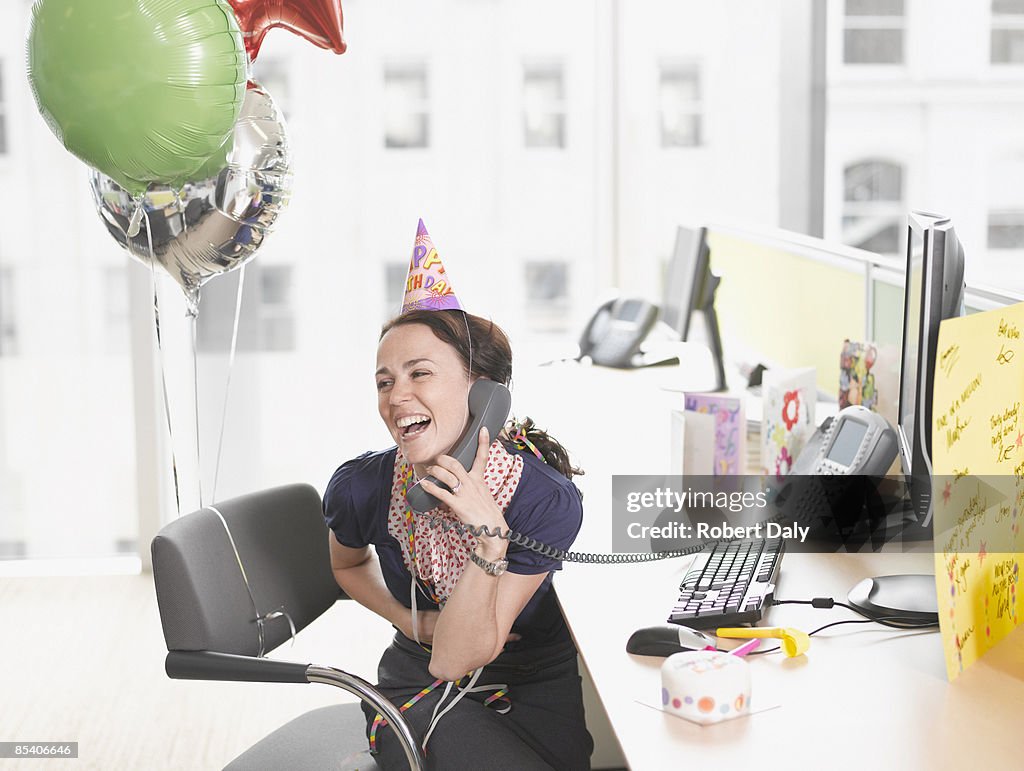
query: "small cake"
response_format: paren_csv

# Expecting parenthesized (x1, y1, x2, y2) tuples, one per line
(660, 650, 751, 725)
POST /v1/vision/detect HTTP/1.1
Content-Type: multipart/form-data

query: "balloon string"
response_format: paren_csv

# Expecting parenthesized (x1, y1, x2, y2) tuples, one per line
(190, 308, 203, 509)
(212, 264, 245, 503)
(144, 203, 183, 518)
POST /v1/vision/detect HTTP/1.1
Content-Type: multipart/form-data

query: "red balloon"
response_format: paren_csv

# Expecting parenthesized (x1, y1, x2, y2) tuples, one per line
(227, 0, 346, 62)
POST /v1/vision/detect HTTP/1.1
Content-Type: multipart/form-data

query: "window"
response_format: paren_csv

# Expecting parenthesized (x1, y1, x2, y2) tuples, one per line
(0, 267, 15, 356)
(523, 64, 566, 149)
(988, 211, 1024, 248)
(196, 264, 294, 353)
(259, 265, 295, 351)
(992, 0, 1024, 64)
(384, 64, 429, 149)
(842, 160, 904, 255)
(254, 58, 291, 119)
(658, 62, 702, 148)
(842, 0, 905, 65)
(524, 261, 570, 333)
(383, 261, 408, 319)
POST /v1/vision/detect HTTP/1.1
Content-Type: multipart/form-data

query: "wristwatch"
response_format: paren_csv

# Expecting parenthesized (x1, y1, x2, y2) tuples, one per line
(469, 549, 509, 577)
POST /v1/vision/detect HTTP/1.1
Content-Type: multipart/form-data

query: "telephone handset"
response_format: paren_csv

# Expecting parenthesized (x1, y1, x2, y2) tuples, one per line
(578, 298, 659, 368)
(405, 379, 512, 514)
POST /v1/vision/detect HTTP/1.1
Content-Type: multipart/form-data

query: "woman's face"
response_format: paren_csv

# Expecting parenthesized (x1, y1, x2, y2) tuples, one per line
(376, 322, 472, 470)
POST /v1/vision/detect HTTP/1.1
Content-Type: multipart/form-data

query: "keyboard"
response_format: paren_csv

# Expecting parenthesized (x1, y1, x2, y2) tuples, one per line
(667, 537, 785, 629)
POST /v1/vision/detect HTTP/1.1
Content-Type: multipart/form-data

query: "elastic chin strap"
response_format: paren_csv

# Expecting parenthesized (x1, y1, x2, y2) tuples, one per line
(461, 310, 473, 379)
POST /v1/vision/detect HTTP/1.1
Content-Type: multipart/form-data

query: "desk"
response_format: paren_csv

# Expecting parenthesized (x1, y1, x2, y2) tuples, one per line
(557, 553, 1024, 770)
(514, 362, 1024, 770)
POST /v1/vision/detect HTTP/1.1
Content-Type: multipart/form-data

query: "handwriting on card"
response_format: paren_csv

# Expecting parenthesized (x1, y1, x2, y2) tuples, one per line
(940, 343, 960, 377)
(989, 402, 1020, 465)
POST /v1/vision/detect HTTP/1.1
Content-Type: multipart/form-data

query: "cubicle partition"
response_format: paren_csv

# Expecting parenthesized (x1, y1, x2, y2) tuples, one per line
(704, 224, 1024, 395)
(706, 227, 866, 393)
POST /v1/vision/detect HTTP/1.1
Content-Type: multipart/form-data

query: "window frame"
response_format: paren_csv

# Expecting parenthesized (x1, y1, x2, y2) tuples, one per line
(382, 61, 431, 150)
(657, 59, 703, 149)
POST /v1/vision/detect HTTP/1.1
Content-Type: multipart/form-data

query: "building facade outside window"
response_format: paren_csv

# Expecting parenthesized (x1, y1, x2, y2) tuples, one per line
(992, 0, 1024, 64)
(523, 63, 566, 149)
(259, 265, 295, 352)
(841, 159, 904, 255)
(658, 61, 702, 148)
(988, 210, 1024, 248)
(384, 63, 430, 149)
(842, 0, 905, 65)
(254, 58, 292, 119)
(524, 260, 570, 333)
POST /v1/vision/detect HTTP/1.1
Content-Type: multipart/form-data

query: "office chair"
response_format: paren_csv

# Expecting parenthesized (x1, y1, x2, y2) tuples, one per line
(151, 483, 424, 770)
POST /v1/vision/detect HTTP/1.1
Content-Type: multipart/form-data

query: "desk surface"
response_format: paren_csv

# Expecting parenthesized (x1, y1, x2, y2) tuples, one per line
(556, 553, 1024, 770)
(513, 362, 1024, 770)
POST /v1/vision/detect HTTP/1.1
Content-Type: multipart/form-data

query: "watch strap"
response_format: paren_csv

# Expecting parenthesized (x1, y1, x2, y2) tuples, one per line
(469, 549, 509, 576)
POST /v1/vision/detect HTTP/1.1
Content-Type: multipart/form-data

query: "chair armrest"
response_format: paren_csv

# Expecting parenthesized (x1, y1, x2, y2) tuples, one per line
(166, 650, 309, 683)
(165, 651, 426, 769)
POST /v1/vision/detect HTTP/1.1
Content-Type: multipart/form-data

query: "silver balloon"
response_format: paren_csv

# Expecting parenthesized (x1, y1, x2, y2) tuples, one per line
(90, 83, 292, 314)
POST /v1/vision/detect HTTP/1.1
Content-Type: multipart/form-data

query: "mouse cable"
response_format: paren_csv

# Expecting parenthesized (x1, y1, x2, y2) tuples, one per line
(746, 612, 939, 656)
(772, 597, 940, 629)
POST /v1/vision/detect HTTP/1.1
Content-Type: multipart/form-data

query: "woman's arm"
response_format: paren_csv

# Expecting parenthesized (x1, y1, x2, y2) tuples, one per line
(428, 550, 546, 680)
(418, 427, 549, 681)
(328, 535, 439, 643)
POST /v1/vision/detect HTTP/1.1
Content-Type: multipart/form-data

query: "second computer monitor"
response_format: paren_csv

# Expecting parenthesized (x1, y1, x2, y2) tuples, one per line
(662, 225, 726, 391)
(897, 211, 966, 529)
(662, 225, 710, 340)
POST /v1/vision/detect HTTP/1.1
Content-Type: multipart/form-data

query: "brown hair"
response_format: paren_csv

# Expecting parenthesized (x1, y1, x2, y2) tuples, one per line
(380, 310, 583, 480)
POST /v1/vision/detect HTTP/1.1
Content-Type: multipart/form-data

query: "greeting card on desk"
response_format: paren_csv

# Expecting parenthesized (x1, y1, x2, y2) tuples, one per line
(671, 409, 714, 475)
(684, 394, 745, 475)
(838, 339, 900, 428)
(931, 303, 1024, 681)
(760, 367, 816, 480)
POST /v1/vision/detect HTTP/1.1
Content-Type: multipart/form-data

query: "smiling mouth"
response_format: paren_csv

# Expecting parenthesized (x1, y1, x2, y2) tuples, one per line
(398, 417, 431, 439)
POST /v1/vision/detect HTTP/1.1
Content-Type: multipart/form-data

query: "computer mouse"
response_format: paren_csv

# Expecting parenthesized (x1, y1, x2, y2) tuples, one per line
(626, 624, 717, 657)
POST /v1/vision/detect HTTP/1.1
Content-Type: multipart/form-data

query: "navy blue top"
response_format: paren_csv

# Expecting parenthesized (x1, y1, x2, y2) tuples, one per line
(323, 444, 584, 649)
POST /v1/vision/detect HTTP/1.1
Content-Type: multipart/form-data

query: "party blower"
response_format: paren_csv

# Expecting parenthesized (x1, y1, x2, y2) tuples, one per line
(717, 627, 810, 658)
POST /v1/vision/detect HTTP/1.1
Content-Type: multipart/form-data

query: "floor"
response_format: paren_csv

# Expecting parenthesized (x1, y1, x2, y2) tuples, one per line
(0, 573, 396, 770)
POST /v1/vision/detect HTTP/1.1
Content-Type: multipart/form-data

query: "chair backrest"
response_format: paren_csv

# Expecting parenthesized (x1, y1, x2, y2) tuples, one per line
(152, 483, 339, 656)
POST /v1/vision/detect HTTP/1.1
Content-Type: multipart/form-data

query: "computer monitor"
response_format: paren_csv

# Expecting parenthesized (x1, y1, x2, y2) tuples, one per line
(661, 225, 726, 391)
(897, 211, 966, 530)
(846, 211, 962, 626)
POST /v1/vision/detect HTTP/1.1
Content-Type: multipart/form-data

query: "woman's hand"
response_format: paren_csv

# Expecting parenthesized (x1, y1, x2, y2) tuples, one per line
(419, 427, 508, 561)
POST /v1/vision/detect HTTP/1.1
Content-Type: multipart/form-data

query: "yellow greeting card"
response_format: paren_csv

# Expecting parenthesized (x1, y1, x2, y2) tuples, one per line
(931, 303, 1024, 680)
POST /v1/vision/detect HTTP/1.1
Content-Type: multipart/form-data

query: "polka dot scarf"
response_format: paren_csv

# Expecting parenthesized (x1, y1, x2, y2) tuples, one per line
(387, 441, 524, 603)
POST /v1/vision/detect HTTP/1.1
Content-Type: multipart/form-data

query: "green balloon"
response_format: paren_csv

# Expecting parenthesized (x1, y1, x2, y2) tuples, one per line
(27, 0, 247, 195)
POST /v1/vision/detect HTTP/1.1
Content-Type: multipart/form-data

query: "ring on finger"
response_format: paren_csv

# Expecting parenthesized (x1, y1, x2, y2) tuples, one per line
(451, 481, 462, 494)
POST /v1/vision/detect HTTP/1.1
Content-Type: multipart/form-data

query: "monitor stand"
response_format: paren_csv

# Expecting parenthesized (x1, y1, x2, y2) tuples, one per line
(699, 274, 727, 392)
(848, 575, 938, 625)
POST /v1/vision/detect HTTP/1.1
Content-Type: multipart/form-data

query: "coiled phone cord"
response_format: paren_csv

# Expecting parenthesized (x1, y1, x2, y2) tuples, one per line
(418, 512, 737, 564)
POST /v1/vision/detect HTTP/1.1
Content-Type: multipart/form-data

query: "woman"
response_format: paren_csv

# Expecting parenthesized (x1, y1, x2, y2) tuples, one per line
(324, 309, 594, 770)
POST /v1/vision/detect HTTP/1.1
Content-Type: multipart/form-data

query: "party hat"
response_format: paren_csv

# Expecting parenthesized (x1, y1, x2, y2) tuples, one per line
(401, 219, 463, 314)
